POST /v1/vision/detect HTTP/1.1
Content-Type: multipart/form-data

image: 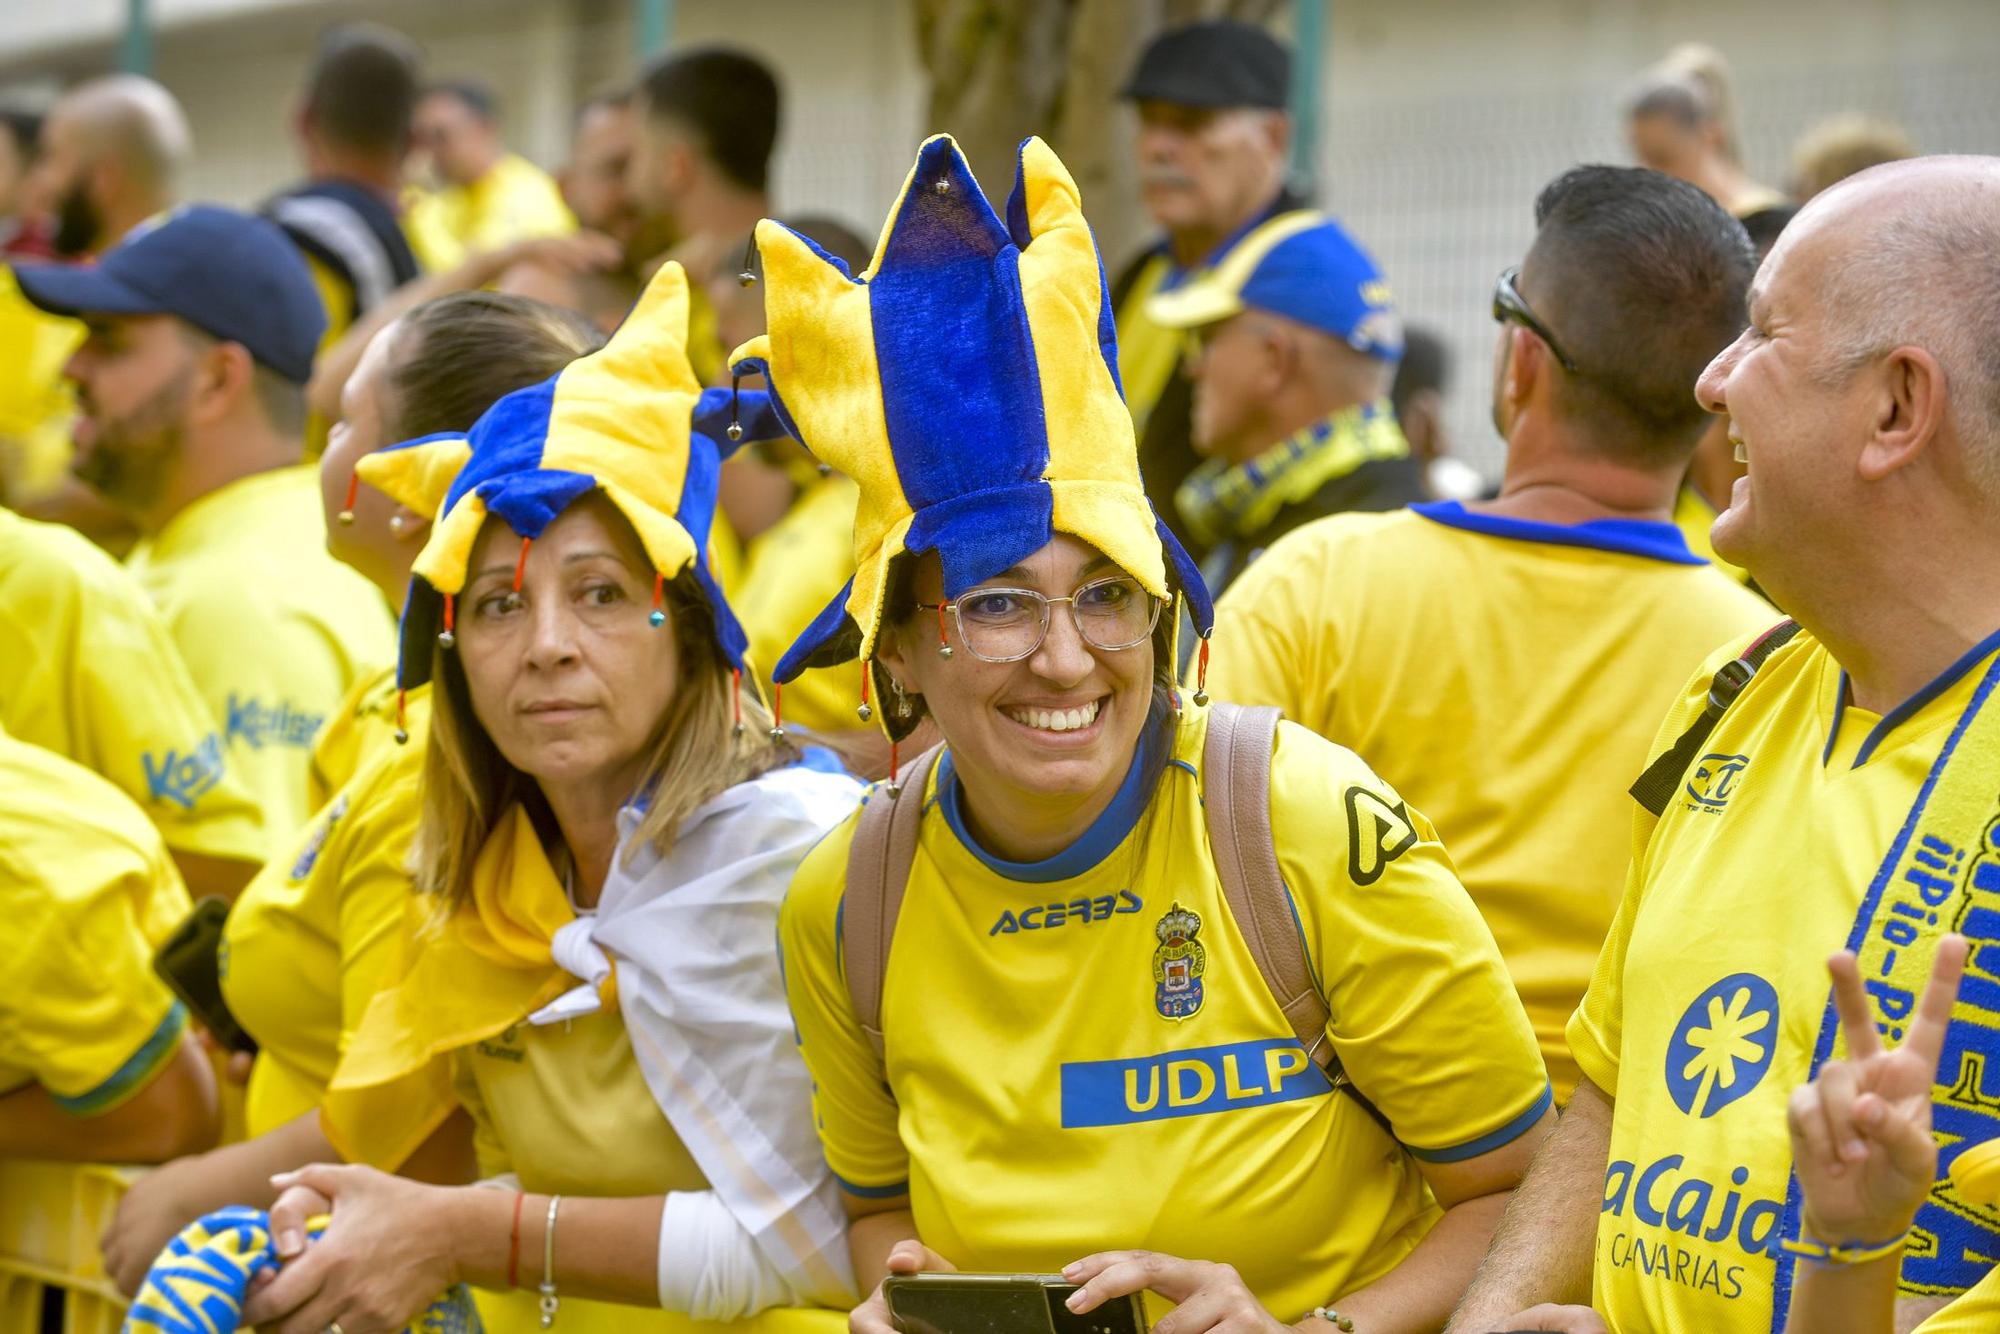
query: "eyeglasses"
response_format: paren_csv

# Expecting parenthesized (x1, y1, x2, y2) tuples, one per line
(1492, 266, 1580, 374)
(917, 575, 1164, 664)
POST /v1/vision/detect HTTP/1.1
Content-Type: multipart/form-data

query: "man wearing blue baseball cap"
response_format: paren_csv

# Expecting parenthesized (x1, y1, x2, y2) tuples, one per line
(1146, 207, 1423, 594)
(15, 204, 394, 850)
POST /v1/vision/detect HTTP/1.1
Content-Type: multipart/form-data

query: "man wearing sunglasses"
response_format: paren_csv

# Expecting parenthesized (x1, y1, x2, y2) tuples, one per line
(1202, 164, 1770, 1106)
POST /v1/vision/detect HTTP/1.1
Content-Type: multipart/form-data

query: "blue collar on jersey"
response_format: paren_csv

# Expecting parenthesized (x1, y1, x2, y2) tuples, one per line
(1823, 621, 2000, 768)
(937, 714, 1166, 884)
(1411, 499, 1706, 566)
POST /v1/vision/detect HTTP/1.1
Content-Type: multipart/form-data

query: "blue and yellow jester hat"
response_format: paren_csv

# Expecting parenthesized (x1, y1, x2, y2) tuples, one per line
(385, 260, 778, 699)
(729, 135, 1214, 737)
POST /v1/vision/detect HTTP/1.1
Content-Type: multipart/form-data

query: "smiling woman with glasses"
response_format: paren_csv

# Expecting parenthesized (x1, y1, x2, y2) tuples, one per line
(737, 135, 1554, 1334)
(917, 573, 1163, 664)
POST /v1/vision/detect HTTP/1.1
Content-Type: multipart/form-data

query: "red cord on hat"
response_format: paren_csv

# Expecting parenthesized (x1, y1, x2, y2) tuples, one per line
(512, 536, 532, 592)
(338, 471, 358, 525)
(770, 681, 784, 740)
(732, 668, 744, 735)
(936, 604, 953, 658)
(1194, 635, 1212, 707)
(649, 571, 666, 627)
(394, 689, 409, 744)
(439, 593, 456, 648)
(857, 665, 873, 722)
(888, 738, 900, 790)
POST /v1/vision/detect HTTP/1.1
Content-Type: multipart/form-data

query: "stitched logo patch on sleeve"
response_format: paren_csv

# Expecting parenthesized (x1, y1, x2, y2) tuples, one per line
(1345, 785, 1417, 886)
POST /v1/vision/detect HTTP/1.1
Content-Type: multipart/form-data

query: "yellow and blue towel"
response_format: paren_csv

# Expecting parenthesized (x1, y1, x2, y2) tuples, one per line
(729, 134, 1213, 738)
(124, 1205, 479, 1333)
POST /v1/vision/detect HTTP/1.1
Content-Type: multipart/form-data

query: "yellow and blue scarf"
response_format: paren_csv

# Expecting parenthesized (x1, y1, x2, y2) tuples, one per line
(1771, 651, 2000, 1327)
(125, 1206, 479, 1333)
(1173, 398, 1410, 549)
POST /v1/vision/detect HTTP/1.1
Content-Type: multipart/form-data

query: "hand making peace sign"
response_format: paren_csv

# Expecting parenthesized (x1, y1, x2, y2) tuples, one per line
(1786, 933, 1968, 1246)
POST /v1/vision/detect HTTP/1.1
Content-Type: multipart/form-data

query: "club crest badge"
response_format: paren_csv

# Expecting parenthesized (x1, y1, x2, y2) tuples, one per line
(1153, 902, 1206, 1021)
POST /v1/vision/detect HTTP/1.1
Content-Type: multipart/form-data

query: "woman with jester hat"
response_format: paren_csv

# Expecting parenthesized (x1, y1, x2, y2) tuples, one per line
(752, 136, 1556, 1333)
(101, 291, 606, 1299)
(214, 261, 861, 1333)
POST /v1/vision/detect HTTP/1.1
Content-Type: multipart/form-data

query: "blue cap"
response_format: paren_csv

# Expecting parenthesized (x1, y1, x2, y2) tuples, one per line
(1145, 210, 1403, 361)
(14, 205, 327, 384)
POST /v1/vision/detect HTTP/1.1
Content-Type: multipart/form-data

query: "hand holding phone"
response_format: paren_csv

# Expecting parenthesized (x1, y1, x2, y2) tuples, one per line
(883, 1274, 1146, 1334)
(152, 896, 258, 1055)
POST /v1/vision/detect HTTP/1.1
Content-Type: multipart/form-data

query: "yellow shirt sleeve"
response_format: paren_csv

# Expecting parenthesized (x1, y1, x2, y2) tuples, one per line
(1565, 630, 1764, 1096)
(0, 511, 268, 866)
(778, 802, 909, 1195)
(1197, 523, 1337, 730)
(0, 740, 194, 1112)
(1270, 721, 1552, 1156)
(1914, 1264, 2000, 1331)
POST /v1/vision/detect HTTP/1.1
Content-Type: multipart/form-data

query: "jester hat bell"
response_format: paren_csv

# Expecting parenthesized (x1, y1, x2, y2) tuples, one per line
(389, 260, 774, 693)
(729, 135, 1213, 735)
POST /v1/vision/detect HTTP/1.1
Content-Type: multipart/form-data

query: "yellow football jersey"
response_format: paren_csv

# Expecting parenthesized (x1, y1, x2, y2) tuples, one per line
(1112, 253, 1179, 437)
(0, 264, 83, 505)
(403, 154, 576, 274)
(1204, 504, 1774, 1099)
(1915, 1266, 2000, 1330)
(780, 705, 1550, 1322)
(1673, 482, 1755, 587)
(125, 464, 395, 855)
(307, 664, 406, 814)
(0, 506, 267, 867)
(1571, 625, 2000, 1332)
(0, 729, 193, 1111)
(222, 689, 434, 1138)
(451, 970, 712, 1333)
(733, 473, 862, 735)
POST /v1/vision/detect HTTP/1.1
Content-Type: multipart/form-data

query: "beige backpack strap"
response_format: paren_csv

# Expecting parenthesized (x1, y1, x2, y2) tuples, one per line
(1202, 703, 1335, 1076)
(841, 744, 945, 1062)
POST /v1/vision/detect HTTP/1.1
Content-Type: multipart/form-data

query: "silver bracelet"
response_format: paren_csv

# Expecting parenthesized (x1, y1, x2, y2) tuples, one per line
(539, 1193, 563, 1327)
(1309, 1308, 1355, 1332)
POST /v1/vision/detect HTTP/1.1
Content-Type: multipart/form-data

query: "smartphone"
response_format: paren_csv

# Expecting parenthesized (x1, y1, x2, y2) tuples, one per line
(152, 896, 258, 1055)
(883, 1273, 1146, 1334)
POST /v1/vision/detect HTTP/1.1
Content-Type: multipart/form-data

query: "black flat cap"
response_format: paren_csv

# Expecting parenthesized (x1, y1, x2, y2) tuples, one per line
(1121, 20, 1291, 111)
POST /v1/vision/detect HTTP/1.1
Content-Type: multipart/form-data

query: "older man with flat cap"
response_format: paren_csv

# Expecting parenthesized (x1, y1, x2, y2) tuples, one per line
(1110, 18, 1303, 560)
(1450, 154, 2000, 1334)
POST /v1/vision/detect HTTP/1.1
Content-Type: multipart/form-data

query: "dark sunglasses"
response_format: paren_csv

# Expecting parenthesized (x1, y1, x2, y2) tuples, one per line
(1492, 266, 1580, 374)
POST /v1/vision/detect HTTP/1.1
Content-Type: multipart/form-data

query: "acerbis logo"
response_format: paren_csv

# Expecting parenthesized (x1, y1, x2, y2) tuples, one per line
(1685, 752, 1750, 812)
(1666, 973, 1779, 1119)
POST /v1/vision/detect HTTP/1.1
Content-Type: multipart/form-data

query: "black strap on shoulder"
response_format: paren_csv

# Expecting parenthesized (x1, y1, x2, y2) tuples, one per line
(1629, 620, 1801, 816)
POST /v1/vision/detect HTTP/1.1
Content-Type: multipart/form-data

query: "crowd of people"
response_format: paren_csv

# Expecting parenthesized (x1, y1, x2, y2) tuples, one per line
(0, 15, 1995, 1334)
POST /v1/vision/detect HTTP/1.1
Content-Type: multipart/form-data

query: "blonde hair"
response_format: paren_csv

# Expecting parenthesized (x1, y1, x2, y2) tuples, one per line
(1629, 43, 1745, 164)
(415, 555, 792, 913)
(1792, 114, 1917, 201)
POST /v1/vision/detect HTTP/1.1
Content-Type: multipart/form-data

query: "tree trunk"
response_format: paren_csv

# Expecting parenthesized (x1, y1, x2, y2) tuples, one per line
(914, 0, 1287, 268)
